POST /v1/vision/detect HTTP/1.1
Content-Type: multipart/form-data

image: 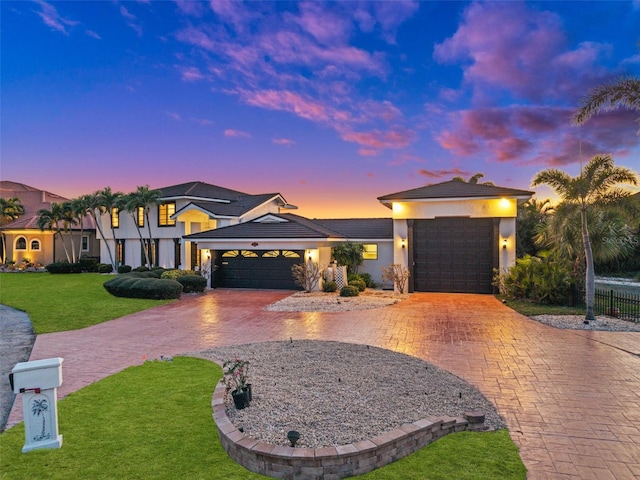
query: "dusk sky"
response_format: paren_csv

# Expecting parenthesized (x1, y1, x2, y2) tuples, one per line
(2, 1, 639, 218)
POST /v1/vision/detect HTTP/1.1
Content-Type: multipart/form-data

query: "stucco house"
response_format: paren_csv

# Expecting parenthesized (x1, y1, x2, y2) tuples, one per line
(0, 181, 99, 266)
(97, 179, 533, 293)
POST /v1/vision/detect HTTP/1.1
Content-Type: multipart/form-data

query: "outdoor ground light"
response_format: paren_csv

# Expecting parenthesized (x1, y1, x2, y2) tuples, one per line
(287, 430, 300, 447)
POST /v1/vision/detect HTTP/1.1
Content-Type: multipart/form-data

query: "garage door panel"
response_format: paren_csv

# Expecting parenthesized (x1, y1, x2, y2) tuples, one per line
(215, 250, 303, 289)
(413, 218, 494, 293)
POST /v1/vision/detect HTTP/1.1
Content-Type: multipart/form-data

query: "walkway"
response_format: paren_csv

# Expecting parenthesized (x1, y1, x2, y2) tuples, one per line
(7, 290, 640, 479)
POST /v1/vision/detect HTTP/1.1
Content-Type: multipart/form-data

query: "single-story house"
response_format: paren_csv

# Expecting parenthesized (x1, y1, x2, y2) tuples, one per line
(0, 181, 99, 266)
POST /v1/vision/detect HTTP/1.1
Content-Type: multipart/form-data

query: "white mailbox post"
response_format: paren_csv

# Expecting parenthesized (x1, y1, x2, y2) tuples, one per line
(10, 357, 64, 453)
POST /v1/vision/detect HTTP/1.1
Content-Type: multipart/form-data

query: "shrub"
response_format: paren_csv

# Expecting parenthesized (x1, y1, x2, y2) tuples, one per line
(46, 262, 82, 274)
(104, 275, 182, 299)
(118, 265, 132, 274)
(493, 253, 573, 305)
(292, 261, 324, 292)
(358, 272, 376, 288)
(381, 264, 410, 293)
(126, 271, 163, 279)
(349, 278, 366, 292)
(133, 266, 150, 272)
(161, 269, 199, 280)
(322, 281, 338, 292)
(340, 285, 359, 297)
(97, 263, 113, 274)
(79, 256, 100, 272)
(177, 274, 207, 293)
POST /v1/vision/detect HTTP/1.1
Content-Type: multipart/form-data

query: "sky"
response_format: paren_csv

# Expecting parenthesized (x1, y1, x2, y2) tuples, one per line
(2, 1, 639, 218)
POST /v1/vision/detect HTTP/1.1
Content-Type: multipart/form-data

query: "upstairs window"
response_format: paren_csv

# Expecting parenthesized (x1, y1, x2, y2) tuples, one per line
(137, 207, 145, 227)
(158, 202, 176, 227)
(362, 244, 378, 260)
(111, 208, 120, 228)
(82, 236, 89, 251)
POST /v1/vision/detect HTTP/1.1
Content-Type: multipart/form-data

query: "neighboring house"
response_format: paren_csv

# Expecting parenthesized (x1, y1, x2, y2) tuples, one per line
(0, 181, 99, 265)
(378, 181, 534, 293)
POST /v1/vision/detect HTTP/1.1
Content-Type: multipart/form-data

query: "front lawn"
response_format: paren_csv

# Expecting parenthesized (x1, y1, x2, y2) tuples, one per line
(0, 273, 174, 334)
(495, 295, 585, 317)
(0, 357, 526, 480)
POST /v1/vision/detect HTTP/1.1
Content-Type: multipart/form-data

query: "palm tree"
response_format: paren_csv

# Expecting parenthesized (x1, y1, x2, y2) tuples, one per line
(37, 203, 74, 263)
(123, 191, 152, 268)
(83, 193, 116, 270)
(67, 197, 88, 262)
(0, 197, 25, 263)
(133, 185, 162, 267)
(97, 188, 123, 267)
(451, 172, 495, 185)
(532, 154, 638, 321)
(516, 198, 554, 258)
(572, 76, 640, 133)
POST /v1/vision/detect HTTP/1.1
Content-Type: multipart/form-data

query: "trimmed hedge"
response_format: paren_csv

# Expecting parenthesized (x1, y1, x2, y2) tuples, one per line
(118, 265, 132, 274)
(125, 270, 163, 279)
(97, 263, 113, 274)
(103, 275, 182, 299)
(161, 269, 199, 280)
(349, 278, 366, 292)
(46, 262, 82, 274)
(177, 275, 207, 293)
(340, 285, 359, 297)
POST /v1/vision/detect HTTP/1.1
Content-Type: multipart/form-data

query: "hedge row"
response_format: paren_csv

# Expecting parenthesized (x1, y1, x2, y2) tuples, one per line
(103, 275, 182, 299)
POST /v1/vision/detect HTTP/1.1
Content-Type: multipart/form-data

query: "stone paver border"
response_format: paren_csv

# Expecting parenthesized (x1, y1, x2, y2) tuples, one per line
(212, 380, 486, 479)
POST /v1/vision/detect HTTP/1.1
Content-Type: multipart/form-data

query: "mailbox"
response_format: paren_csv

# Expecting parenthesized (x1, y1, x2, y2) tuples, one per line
(10, 357, 64, 453)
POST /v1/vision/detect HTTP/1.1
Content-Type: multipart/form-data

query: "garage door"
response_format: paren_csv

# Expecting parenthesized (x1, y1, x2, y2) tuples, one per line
(214, 250, 303, 289)
(412, 218, 496, 293)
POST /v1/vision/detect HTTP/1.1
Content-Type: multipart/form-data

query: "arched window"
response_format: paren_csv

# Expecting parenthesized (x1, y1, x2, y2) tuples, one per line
(15, 237, 27, 250)
(30, 239, 41, 251)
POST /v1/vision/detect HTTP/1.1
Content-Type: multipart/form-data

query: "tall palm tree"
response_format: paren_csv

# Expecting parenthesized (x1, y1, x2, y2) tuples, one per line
(37, 203, 73, 263)
(532, 154, 638, 321)
(67, 197, 88, 262)
(0, 197, 25, 263)
(97, 188, 123, 267)
(83, 193, 116, 270)
(451, 172, 495, 185)
(133, 185, 162, 267)
(516, 198, 554, 258)
(123, 191, 152, 268)
(572, 76, 640, 133)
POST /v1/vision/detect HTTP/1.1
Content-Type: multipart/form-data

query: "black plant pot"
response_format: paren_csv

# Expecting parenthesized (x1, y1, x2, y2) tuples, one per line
(242, 384, 252, 402)
(232, 389, 248, 409)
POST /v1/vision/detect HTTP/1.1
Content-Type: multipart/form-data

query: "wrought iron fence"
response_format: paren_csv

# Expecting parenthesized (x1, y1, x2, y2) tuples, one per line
(571, 287, 640, 322)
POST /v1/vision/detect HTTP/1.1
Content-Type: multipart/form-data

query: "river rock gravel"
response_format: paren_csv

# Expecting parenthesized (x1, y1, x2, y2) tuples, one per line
(193, 340, 505, 448)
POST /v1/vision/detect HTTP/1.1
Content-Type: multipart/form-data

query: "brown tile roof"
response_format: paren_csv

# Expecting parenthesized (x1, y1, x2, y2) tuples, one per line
(378, 180, 534, 203)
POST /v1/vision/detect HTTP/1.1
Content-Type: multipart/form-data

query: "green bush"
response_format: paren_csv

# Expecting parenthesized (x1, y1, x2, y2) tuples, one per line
(104, 275, 182, 299)
(126, 271, 163, 279)
(97, 263, 113, 274)
(133, 266, 150, 272)
(177, 274, 207, 293)
(322, 280, 338, 292)
(494, 253, 574, 305)
(161, 269, 199, 280)
(349, 278, 366, 292)
(79, 256, 100, 272)
(358, 272, 376, 288)
(45, 262, 82, 274)
(118, 265, 132, 274)
(340, 285, 359, 297)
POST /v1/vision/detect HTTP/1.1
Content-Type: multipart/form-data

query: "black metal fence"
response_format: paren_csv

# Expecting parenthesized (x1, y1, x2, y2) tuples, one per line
(571, 287, 640, 322)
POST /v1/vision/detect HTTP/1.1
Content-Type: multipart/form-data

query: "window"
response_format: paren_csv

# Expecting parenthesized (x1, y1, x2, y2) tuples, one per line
(111, 208, 120, 228)
(362, 244, 378, 260)
(15, 237, 27, 250)
(158, 202, 176, 226)
(173, 238, 181, 268)
(116, 240, 126, 266)
(262, 250, 300, 258)
(30, 239, 41, 251)
(82, 236, 89, 251)
(137, 207, 145, 227)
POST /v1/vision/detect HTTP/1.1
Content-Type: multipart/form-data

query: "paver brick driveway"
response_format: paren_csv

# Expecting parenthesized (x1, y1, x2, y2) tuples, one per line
(8, 290, 640, 479)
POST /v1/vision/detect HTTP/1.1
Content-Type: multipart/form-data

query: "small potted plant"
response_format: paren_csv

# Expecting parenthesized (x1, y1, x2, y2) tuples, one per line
(223, 358, 251, 409)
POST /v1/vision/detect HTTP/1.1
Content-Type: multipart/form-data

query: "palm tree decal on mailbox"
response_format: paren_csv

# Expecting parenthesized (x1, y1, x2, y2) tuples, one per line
(31, 398, 51, 441)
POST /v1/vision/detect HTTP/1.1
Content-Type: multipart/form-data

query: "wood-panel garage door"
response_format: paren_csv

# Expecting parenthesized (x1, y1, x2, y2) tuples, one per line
(214, 250, 303, 289)
(412, 218, 496, 293)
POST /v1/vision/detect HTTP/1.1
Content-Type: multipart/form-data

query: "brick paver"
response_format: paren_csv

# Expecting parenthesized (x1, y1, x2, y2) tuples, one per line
(7, 290, 640, 479)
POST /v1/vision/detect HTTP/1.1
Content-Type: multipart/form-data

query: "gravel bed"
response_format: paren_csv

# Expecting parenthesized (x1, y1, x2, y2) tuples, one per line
(194, 340, 505, 448)
(264, 290, 409, 312)
(530, 315, 640, 331)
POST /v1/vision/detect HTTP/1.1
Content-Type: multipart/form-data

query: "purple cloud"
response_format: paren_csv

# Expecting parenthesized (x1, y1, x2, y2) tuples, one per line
(177, 66, 205, 82)
(272, 138, 295, 146)
(165, 111, 182, 121)
(341, 127, 415, 150)
(418, 168, 470, 179)
(224, 129, 250, 138)
(33, 0, 79, 35)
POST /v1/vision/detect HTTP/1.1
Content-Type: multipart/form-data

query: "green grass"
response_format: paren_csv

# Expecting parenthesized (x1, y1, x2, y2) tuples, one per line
(0, 273, 174, 334)
(0, 357, 526, 480)
(495, 295, 585, 317)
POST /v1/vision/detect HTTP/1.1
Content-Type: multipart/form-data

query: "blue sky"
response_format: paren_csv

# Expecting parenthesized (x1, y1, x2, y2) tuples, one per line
(2, 1, 639, 217)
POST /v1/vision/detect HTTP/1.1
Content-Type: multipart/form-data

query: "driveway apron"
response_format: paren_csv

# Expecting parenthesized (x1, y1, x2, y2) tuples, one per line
(7, 290, 640, 479)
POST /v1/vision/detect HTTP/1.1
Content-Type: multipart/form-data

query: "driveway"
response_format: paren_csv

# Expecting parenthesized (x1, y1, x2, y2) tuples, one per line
(7, 290, 640, 479)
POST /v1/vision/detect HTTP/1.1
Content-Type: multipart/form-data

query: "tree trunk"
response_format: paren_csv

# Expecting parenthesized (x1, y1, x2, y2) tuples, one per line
(581, 208, 596, 321)
(92, 210, 115, 270)
(145, 210, 155, 267)
(132, 214, 151, 268)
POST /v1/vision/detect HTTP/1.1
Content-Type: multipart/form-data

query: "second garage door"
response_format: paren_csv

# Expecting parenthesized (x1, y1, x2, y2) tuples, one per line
(412, 218, 497, 294)
(214, 250, 303, 289)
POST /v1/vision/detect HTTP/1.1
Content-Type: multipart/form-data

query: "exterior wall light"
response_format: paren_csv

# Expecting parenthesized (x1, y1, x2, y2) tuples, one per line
(502, 238, 508, 249)
(401, 238, 406, 249)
